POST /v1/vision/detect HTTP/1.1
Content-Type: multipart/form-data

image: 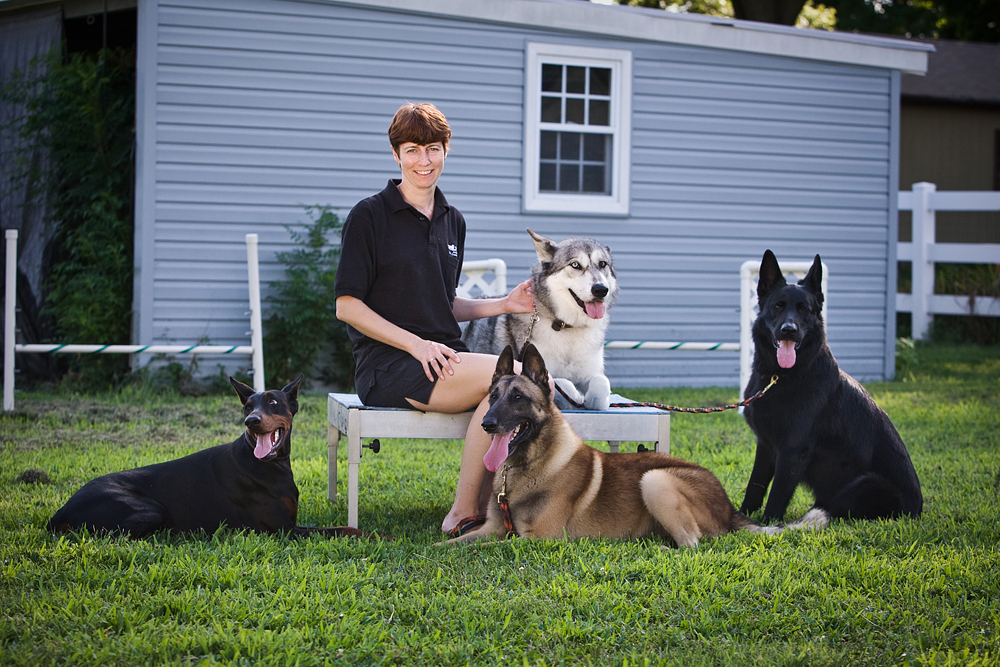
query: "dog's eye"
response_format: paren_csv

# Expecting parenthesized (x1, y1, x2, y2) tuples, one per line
(773, 301, 784, 312)
(571, 261, 583, 270)
(598, 261, 608, 269)
(270, 399, 278, 405)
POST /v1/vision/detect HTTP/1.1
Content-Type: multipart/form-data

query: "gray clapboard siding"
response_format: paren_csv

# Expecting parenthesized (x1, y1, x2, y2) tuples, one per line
(135, 0, 916, 386)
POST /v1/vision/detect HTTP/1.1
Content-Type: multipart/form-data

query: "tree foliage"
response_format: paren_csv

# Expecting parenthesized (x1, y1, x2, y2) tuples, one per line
(3, 47, 136, 387)
(829, 0, 1000, 42)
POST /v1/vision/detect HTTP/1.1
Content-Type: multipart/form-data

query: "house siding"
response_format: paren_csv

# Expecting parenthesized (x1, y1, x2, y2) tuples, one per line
(138, 0, 898, 387)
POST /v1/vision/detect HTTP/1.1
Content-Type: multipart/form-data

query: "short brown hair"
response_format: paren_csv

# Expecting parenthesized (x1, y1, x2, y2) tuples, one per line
(388, 103, 451, 154)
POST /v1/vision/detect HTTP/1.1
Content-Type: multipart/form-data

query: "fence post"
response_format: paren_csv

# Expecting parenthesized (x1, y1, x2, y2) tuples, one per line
(4, 230, 17, 412)
(910, 182, 936, 340)
(246, 234, 265, 393)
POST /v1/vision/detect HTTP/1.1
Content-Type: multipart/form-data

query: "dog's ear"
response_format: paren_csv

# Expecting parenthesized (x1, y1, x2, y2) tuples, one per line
(757, 249, 786, 302)
(527, 228, 557, 263)
(799, 255, 825, 312)
(281, 374, 303, 414)
(230, 377, 256, 405)
(520, 344, 550, 392)
(493, 346, 515, 385)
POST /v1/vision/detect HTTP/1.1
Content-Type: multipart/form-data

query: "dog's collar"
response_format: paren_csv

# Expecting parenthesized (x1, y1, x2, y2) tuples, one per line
(551, 319, 572, 331)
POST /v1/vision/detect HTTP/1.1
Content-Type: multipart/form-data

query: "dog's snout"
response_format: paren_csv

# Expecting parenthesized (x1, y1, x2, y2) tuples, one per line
(245, 414, 262, 429)
(780, 322, 798, 337)
(481, 416, 498, 433)
(591, 283, 609, 299)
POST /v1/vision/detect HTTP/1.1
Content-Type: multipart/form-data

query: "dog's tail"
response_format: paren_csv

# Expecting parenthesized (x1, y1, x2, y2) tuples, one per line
(735, 507, 830, 536)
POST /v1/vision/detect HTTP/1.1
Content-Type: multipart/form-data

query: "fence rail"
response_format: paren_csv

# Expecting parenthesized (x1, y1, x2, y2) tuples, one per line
(896, 182, 1000, 339)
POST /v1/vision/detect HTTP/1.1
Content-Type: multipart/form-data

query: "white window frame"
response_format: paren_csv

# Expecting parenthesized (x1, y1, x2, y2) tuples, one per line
(523, 42, 632, 216)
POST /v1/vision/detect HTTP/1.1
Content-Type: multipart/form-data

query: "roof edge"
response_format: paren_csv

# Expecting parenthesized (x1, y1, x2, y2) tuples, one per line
(337, 0, 931, 74)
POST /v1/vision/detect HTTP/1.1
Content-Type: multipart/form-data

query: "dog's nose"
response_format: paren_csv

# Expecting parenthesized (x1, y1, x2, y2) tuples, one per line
(481, 416, 497, 433)
(780, 323, 798, 337)
(591, 283, 609, 299)
(245, 414, 261, 429)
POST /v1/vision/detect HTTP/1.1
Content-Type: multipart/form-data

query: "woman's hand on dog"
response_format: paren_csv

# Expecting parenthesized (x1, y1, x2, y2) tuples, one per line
(504, 280, 535, 314)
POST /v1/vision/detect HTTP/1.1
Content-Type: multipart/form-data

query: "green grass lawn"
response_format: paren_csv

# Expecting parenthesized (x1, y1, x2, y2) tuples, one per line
(1, 344, 998, 666)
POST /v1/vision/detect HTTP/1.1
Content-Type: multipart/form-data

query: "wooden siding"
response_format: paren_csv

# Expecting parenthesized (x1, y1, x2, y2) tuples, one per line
(138, 0, 898, 387)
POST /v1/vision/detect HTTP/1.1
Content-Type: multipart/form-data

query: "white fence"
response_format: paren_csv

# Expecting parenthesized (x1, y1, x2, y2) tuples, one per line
(3, 231, 265, 411)
(897, 182, 1000, 340)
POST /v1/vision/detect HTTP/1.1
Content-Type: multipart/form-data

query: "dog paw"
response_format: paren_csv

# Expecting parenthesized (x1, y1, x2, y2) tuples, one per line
(584, 376, 612, 411)
(553, 378, 585, 409)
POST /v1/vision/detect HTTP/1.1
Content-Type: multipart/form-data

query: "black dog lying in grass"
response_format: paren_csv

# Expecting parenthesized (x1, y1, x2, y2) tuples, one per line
(741, 250, 923, 524)
(48, 376, 362, 539)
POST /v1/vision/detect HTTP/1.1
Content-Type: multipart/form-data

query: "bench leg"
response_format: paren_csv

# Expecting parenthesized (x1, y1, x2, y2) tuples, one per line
(327, 424, 340, 503)
(347, 411, 362, 529)
(608, 440, 619, 454)
(656, 413, 670, 454)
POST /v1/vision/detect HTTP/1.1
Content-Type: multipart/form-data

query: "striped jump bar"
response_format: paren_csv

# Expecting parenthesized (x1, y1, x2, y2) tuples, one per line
(604, 341, 740, 351)
(14, 344, 254, 355)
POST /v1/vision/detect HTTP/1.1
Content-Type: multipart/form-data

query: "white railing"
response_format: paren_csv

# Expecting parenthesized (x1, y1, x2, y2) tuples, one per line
(897, 182, 1000, 340)
(3, 231, 265, 411)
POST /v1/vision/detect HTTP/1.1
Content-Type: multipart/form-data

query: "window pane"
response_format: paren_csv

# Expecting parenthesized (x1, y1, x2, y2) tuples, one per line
(540, 131, 558, 159)
(559, 164, 579, 192)
(590, 67, 611, 96)
(565, 98, 584, 125)
(583, 165, 606, 193)
(541, 96, 561, 123)
(560, 132, 580, 161)
(589, 99, 609, 126)
(566, 66, 586, 94)
(583, 133, 606, 162)
(542, 64, 562, 92)
(539, 162, 557, 191)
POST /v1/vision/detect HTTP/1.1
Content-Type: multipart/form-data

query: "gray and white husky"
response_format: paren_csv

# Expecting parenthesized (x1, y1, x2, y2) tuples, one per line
(463, 229, 619, 410)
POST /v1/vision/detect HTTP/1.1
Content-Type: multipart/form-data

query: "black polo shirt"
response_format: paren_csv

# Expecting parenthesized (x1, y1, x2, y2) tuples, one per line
(335, 179, 469, 399)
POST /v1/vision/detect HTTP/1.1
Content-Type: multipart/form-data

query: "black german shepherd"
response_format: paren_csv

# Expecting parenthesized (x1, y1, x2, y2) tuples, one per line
(48, 376, 362, 539)
(740, 250, 922, 523)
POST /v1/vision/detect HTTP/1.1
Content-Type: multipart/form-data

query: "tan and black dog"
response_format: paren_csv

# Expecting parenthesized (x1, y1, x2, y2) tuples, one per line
(447, 344, 820, 547)
(48, 376, 362, 539)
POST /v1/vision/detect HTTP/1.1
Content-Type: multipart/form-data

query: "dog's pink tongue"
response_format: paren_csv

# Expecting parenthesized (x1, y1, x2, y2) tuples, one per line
(777, 341, 797, 369)
(483, 431, 514, 472)
(254, 432, 276, 459)
(585, 301, 606, 319)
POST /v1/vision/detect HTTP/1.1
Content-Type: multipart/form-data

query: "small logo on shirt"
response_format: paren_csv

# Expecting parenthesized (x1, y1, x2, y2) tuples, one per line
(448, 244, 458, 258)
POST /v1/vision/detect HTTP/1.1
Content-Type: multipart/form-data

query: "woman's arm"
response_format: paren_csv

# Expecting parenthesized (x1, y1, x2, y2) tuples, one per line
(335, 295, 460, 381)
(452, 279, 534, 322)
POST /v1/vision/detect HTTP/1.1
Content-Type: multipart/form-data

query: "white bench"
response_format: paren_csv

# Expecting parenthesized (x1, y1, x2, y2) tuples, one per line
(327, 392, 670, 528)
(325, 258, 670, 529)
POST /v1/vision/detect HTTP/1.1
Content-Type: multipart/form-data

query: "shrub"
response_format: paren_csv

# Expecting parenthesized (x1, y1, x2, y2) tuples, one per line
(264, 206, 354, 389)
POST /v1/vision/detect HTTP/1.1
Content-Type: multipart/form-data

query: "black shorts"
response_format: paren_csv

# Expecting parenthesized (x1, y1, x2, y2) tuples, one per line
(361, 354, 436, 409)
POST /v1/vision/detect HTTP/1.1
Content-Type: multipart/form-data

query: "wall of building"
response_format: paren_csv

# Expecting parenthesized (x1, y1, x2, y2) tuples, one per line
(135, 0, 901, 387)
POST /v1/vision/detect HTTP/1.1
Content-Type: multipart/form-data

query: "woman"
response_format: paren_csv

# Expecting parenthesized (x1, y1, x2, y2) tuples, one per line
(335, 103, 535, 536)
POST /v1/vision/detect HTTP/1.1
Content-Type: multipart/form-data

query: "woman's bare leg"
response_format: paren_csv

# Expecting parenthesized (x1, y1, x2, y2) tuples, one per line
(405, 353, 510, 534)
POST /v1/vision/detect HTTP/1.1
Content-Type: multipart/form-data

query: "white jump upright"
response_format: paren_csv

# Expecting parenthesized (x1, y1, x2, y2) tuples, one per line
(4, 230, 18, 412)
(3, 231, 265, 410)
(245, 233, 265, 392)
